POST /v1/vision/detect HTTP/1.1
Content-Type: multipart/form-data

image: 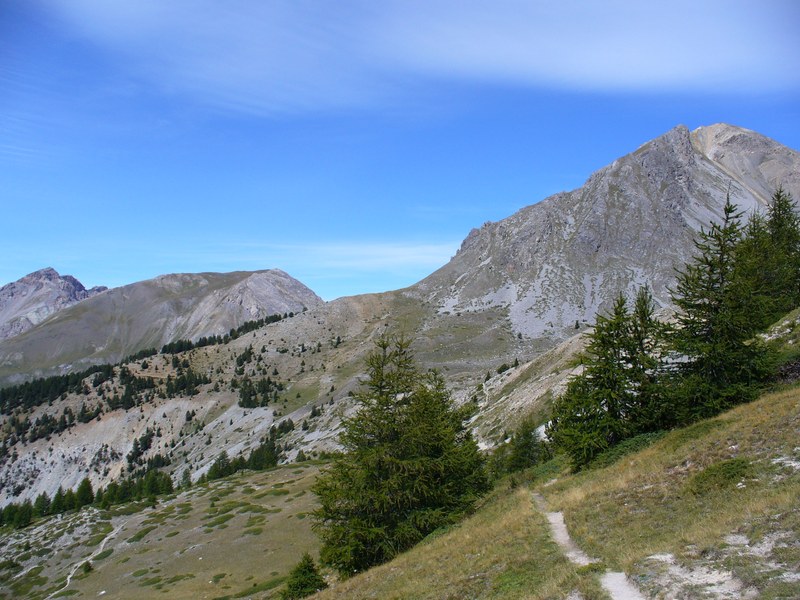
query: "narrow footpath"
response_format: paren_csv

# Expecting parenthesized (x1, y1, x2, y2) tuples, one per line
(45, 520, 125, 600)
(531, 492, 646, 600)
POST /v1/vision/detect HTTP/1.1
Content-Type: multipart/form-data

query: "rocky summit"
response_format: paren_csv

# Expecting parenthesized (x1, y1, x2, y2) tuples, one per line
(412, 124, 800, 344)
(0, 267, 107, 342)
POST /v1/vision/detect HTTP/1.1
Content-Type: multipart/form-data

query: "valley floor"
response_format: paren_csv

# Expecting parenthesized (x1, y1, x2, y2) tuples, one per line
(0, 463, 322, 599)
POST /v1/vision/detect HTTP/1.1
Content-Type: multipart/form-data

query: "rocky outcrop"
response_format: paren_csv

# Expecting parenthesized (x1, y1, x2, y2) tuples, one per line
(0, 268, 107, 341)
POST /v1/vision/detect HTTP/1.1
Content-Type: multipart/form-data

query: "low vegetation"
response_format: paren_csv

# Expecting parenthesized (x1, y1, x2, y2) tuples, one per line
(0, 464, 321, 599)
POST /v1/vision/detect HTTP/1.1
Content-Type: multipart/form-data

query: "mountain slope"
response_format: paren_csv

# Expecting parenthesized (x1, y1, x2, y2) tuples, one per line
(2, 324, 798, 599)
(0, 268, 107, 342)
(0, 464, 322, 600)
(0, 269, 322, 384)
(311, 385, 800, 599)
(412, 124, 800, 344)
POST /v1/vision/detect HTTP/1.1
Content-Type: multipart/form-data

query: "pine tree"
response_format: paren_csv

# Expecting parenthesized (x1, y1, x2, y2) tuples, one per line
(63, 488, 77, 511)
(670, 196, 770, 421)
(626, 285, 670, 431)
(13, 500, 33, 529)
(33, 492, 51, 518)
(76, 477, 94, 508)
(766, 186, 800, 306)
(50, 487, 66, 514)
(503, 417, 549, 474)
(547, 294, 633, 468)
(280, 553, 327, 599)
(312, 335, 488, 577)
(207, 452, 232, 480)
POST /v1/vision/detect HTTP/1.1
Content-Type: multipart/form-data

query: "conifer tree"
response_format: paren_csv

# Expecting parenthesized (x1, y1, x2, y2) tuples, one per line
(735, 187, 800, 329)
(280, 553, 327, 599)
(13, 500, 33, 529)
(50, 487, 65, 514)
(669, 196, 770, 421)
(766, 186, 800, 304)
(547, 294, 633, 468)
(312, 335, 488, 576)
(626, 285, 670, 431)
(76, 477, 94, 508)
(33, 492, 51, 518)
(547, 287, 667, 468)
(503, 417, 550, 474)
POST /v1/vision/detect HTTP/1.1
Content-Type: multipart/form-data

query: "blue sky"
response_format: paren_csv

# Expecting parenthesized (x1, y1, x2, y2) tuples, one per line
(3, 1, 799, 300)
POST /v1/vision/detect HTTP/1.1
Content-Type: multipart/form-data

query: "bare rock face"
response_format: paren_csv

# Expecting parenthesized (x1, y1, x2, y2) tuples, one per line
(413, 124, 800, 343)
(0, 268, 107, 341)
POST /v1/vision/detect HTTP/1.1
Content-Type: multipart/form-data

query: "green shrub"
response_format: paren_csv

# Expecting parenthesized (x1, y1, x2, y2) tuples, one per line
(687, 458, 753, 496)
(280, 553, 327, 599)
(588, 432, 665, 470)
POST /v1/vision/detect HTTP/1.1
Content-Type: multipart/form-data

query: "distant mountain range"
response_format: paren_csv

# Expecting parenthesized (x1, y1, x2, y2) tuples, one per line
(0, 269, 322, 384)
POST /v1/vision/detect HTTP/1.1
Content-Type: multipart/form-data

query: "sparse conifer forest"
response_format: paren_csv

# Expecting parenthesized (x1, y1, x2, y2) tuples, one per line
(547, 189, 800, 468)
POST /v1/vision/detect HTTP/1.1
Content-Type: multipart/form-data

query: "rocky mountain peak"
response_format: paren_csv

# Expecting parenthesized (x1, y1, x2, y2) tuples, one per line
(0, 268, 323, 383)
(414, 123, 800, 344)
(0, 268, 107, 342)
(691, 123, 800, 204)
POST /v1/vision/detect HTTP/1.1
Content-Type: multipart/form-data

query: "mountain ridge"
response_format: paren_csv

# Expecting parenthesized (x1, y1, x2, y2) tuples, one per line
(0, 268, 322, 384)
(411, 123, 799, 343)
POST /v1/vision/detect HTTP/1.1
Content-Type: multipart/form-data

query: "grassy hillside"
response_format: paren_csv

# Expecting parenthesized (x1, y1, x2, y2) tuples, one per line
(1, 378, 797, 599)
(314, 385, 800, 599)
(0, 463, 322, 600)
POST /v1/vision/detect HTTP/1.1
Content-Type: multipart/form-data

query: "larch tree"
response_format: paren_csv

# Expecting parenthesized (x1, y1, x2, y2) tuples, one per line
(547, 286, 667, 469)
(312, 335, 488, 577)
(669, 196, 770, 421)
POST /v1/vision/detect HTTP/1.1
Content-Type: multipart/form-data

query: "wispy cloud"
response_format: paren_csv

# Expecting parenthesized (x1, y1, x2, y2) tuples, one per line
(0, 238, 460, 299)
(38, 0, 800, 115)
(215, 240, 460, 298)
(376, 1, 800, 91)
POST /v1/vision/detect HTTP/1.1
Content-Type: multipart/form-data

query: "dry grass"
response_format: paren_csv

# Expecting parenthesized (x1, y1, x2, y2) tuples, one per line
(314, 485, 607, 600)
(0, 464, 323, 600)
(311, 386, 799, 599)
(540, 386, 800, 594)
